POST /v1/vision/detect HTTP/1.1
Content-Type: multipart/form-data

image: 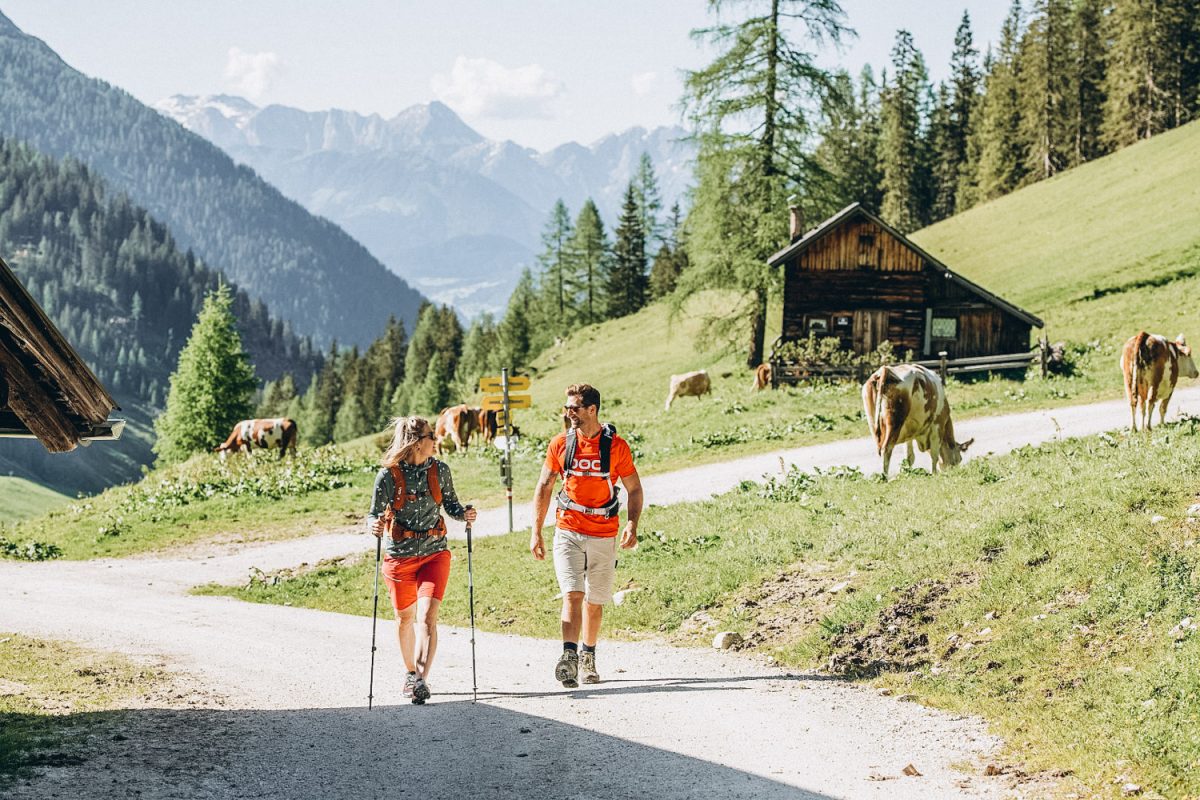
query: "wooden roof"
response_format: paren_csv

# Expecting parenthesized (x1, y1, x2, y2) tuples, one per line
(768, 202, 1044, 328)
(0, 254, 122, 452)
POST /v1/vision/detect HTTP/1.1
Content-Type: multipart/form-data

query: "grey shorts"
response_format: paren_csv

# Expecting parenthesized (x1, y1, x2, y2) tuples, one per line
(553, 528, 618, 605)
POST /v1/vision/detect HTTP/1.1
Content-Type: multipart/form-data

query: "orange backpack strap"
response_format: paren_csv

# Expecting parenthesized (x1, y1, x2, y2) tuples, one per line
(388, 464, 442, 512)
(427, 462, 443, 505)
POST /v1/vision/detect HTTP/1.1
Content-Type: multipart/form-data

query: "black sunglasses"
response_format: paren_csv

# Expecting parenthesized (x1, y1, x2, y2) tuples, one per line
(563, 403, 589, 411)
(420, 433, 437, 441)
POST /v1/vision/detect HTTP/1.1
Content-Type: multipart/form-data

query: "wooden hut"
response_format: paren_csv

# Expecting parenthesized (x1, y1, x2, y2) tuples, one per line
(767, 202, 1042, 371)
(0, 255, 123, 452)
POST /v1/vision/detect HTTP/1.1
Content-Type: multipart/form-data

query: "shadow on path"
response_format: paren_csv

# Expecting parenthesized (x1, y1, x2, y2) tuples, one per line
(2, 702, 835, 800)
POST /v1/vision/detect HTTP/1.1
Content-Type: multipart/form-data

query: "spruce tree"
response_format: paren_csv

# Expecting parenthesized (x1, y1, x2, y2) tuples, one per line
(1070, 0, 1108, 164)
(649, 202, 690, 300)
(812, 67, 883, 218)
(412, 352, 452, 415)
(535, 200, 575, 345)
(152, 284, 257, 464)
(333, 394, 371, 442)
(455, 313, 502, 397)
(498, 268, 536, 369)
(681, 0, 851, 367)
(879, 30, 932, 233)
(633, 152, 664, 250)
(973, 1, 1028, 200)
(607, 183, 648, 319)
(1019, 0, 1074, 180)
(937, 12, 980, 218)
(394, 304, 462, 414)
(566, 200, 611, 325)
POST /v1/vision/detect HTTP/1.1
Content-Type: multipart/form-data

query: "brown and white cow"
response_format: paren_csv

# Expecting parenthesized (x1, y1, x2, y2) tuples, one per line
(478, 408, 499, 444)
(435, 404, 482, 453)
(214, 418, 298, 459)
(861, 364, 973, 477)
(752, 363, 772, 391)
(665, 369, 711, 410)
(1120, 331, 1199, 432)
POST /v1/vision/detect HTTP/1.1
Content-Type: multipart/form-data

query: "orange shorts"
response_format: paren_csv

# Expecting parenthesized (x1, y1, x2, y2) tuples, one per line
(382, 550, 451, 612)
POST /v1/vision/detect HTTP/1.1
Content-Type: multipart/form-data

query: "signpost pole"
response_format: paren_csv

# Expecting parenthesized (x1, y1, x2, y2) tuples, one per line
(502, 367, 513, 534)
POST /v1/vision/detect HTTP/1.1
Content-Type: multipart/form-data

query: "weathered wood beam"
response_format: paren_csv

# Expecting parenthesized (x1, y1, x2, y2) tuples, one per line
(0, 259, 114, 422)
(0, 336, 79, 452)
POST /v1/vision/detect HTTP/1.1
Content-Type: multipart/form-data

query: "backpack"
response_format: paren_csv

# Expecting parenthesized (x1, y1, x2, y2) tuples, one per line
(385, 463, 445, 540)
(555, 423, 621, 518)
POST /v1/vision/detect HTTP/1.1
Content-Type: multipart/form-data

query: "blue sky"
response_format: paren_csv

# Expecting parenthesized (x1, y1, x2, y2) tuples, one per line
(2, 1, 1010, 151)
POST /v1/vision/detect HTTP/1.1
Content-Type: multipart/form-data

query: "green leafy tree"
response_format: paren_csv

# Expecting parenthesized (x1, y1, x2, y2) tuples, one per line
(607, 183, 648, 319)
(153, 284, 257, 463)
(681, 0, 851, 367)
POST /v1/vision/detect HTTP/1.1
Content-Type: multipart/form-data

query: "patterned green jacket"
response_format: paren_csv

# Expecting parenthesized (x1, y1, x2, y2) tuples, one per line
(367, 459, 469, 558)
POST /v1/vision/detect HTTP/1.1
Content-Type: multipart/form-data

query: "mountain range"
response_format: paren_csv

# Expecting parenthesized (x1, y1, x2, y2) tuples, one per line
(154, 96, 695, 316)
(0, 10, 424, 348)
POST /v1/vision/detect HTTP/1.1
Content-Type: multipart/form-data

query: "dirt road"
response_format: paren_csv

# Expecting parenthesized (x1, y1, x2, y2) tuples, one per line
(7, 387, 1188, 799)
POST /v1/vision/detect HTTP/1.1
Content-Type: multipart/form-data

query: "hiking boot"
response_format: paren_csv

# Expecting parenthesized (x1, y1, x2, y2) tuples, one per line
(412, 676, 430, 705)
(555, 650, 578, 686)
(579, 651, 600, 684)
(403, 671, 418, 699)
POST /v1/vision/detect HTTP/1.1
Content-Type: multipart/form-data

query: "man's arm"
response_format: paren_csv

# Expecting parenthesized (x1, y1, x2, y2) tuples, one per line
(618, 470, 642, 549)
(530, 465, 557, 559)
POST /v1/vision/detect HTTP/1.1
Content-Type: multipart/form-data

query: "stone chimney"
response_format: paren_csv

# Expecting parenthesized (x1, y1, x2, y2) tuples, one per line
(788, 195, 804, 243)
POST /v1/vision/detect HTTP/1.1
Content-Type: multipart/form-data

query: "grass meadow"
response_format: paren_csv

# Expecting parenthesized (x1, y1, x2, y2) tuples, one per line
(203, 418, 1200, 798)
(0, 477, 69, 524)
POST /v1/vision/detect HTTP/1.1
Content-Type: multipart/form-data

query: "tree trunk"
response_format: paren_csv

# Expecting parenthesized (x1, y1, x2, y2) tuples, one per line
(747, 287, 767, 368)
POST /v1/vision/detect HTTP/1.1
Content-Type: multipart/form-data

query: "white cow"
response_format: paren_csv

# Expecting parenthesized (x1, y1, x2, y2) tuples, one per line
(665, 370, 712, 410)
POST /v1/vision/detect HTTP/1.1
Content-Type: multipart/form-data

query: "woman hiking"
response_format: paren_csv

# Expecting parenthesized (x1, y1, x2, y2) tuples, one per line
(367, 416, 477, 704)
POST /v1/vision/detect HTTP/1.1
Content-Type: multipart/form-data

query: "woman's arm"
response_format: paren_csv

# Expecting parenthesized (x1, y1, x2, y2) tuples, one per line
(365, 468, 393, 537)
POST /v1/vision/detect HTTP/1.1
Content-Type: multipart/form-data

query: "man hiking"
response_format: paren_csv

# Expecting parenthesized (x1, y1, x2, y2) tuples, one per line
(530, 383, 642, 687)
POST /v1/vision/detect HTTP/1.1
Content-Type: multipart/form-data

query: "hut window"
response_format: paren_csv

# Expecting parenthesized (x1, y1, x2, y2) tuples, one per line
(805, 315, 829, 335)
(931, 317, 957, 339)
(858, 233, 874, 247)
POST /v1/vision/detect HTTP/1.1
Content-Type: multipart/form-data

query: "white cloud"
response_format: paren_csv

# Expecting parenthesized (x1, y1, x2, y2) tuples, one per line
(631, 71, 657, 96)
(431, 56, 562, 120)
(224, 47, 282, 100)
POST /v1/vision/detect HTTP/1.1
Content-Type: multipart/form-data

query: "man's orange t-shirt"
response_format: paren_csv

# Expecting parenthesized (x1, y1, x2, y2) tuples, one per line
(545, 429, 636, 537)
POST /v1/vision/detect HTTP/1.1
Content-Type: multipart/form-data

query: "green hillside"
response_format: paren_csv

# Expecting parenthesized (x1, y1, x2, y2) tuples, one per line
(0, 477, 68, 523)
(912, 119, 1200, 343)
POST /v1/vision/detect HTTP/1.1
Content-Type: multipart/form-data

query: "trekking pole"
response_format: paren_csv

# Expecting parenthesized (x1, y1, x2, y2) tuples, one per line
(368, 530, 383, 710)
(465, 506, 478, 703)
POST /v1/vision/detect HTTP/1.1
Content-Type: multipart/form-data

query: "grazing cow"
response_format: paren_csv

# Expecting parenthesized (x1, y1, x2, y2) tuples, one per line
(752, 363, 773, 391)
(861, 364, 973, 477)
(435, 404, 482, 453)
(214, 418, 298, 459)
(478, 408, 499, 444)
(1120, 331, 1199, 431)
(665, 369, 711, 410)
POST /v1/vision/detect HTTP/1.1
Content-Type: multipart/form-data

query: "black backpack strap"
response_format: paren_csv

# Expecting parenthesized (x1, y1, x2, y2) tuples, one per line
(599, 423, 615, 475)
(561, 428, 577, 476)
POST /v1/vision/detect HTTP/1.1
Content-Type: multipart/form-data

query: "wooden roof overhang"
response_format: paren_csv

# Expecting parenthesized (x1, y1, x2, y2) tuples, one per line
(0, 255, 123, 452)
(767, 202, 1044, 329)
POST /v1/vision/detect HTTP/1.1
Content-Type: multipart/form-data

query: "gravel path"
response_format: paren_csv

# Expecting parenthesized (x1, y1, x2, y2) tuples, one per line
(8, 387, 1194, 799)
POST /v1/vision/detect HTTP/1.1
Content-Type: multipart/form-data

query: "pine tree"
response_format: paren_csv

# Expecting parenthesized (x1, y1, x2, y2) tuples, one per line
(412, 352, 452, 415)
(566, 200, 610, 325)
(972, 1, 1028, 200)
(879, 30, 932, 233)
(455, 313, 502, 397)
(152, 284, 257, 463)
(812, 67, 883, 218)
(305, 342, 343, 446)
(393, 304, 462, 414)
(681, 0, 851, 367)
(1019, 0, 1074, 180)
(498, 268, 536, 369)
(333, 394, 371, 442)
(633, 152, 664, 250)
(607, 183, 648, 319)
(649, 202, 690, 300)
(257, 372, 297, 417)
(933, 12, 979, 218)
(535, 200, 574, 343)
(1070, 0, 1108, 164)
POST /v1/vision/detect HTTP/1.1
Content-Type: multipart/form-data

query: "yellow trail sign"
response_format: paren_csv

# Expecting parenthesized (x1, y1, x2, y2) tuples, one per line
(479, 375, 530, 393)
(481, 394, 531, 410)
